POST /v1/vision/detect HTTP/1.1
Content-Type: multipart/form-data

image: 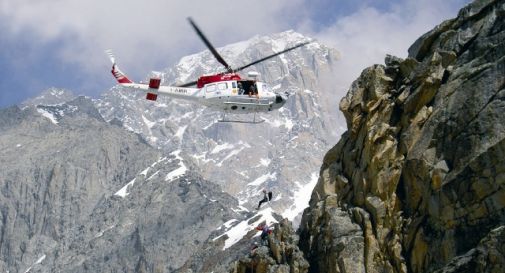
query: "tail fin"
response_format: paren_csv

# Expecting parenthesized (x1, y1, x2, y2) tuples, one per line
(105, 50, 133, 84)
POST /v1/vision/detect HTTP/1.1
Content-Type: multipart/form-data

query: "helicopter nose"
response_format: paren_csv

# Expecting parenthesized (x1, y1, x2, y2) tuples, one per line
(275, 93, 288, 104)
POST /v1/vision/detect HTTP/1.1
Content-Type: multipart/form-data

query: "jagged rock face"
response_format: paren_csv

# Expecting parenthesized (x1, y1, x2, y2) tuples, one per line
(0, 97, 159, 272)
(46, 168, 244, 273)
(0, 97, 247, 273)
(174, 217, 308, 273)
(432, 226, 505, 273)
(227, 219, 309, 273)
(96, 31, 343, 221)
(299, 0, 505, 273)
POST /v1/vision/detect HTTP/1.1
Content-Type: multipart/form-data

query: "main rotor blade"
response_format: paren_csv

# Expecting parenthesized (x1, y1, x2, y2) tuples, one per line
(188, 17, 232, 73)
(234, 41, 310, 72)
(177, 80, 198, 87)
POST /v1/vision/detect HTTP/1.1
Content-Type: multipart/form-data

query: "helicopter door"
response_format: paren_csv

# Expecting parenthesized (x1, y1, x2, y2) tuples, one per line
(205, 84, 217, 97)
(217, 82, 228, 96)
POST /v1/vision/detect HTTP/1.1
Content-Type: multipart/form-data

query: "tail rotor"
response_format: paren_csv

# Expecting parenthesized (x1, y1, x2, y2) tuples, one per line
(105, 49, 133, 84)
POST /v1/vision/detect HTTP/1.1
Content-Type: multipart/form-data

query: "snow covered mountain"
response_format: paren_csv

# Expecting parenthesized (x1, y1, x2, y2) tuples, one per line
(96, 30, 345, 223)
(0, 97, 257, 272)
(2, 30, 344, 272)
(20, 87, 76, 108)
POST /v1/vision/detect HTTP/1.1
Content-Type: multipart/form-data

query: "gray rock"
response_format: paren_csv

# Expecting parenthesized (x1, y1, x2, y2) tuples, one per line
(0, 97, 247, 273)
(0, 98, 159, 272)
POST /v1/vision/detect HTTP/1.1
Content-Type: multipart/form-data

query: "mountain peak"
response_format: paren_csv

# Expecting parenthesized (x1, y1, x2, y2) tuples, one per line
(168, 30, 334, 84)
(21, 87, 76, 107)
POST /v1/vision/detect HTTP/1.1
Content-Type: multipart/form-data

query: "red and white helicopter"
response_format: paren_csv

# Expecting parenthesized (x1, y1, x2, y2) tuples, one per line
(107, 18, 309, 123)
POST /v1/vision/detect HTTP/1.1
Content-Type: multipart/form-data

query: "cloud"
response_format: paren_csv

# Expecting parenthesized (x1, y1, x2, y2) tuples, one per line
(1, 0, 303, 78)
(0, 0, 470, 108)
(303, 0, 471, 98)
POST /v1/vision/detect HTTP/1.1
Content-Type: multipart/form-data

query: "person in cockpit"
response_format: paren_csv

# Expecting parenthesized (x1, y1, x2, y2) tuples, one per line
(238, 82, 245, 95)
(249, 83, 258, 99)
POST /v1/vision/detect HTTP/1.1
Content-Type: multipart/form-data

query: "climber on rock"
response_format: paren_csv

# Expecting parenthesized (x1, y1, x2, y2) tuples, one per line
(256, 223, 272, 246)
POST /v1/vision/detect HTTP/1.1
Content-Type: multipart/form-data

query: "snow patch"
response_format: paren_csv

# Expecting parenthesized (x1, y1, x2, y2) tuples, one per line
(36, 108, 58, 124)
(272, 193, 282, 202)
(211, 142, 234, 154)
(94, 225, 115, 238)
(235, 170, 250, 179)
(284, 118, 294, 131)
(114, 157, 169, 198)
(115, 178, 136, 198)
(263, 116, 294, 131)
(259, 158, 271, 167)
(165, 150, 187, 181)
(231, 205, 249, 213)
(35, 255, 46, 264)
(248, 172, 277, 187)
(217, 219, 239, 230)
(140, 166, 150, 176)
(216, 147, 244, 167)
(24, 254, 46, 273)
(213, 207, 278, 250)
(282, 172, 319, 221)
(215, 141, 249, 166)
(175, 125, 188, 139)
(142, 115, 156, 128)
(202, 119, 218, 130)
(288, 136, 299, 142)
(191, 152, 213, 163)
(272, 84, 281, 90)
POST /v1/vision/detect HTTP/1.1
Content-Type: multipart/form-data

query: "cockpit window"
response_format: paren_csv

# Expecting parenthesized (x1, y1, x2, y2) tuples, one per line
(206, 84, 216, 92)
(262, 83, 272, 93)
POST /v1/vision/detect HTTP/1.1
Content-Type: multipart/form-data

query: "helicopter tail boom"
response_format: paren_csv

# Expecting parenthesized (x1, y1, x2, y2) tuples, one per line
(105, 50, 133, 84)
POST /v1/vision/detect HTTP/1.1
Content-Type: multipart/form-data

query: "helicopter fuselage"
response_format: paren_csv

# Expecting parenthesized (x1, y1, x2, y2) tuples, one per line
(122, 78, 288, 114)
(106, 16, 307, 119)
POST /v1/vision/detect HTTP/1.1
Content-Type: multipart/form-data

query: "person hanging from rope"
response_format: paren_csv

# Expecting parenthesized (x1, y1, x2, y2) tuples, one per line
(256, 188, 273, 210)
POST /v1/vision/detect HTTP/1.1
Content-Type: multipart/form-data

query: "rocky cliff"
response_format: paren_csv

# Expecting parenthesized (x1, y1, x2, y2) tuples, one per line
(227, 219, 309, 273)
(0, 97, 248, 272)
(0, 97, 157, 272)
(299, 0, 505, 272)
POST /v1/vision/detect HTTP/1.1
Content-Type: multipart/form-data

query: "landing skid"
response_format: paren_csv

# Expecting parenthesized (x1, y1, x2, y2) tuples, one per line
(218, 112, 265, 124)
(218, 119, 265, 124)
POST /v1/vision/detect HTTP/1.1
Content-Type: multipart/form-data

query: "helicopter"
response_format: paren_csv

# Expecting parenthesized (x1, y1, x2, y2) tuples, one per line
(107, 17, 310, 123)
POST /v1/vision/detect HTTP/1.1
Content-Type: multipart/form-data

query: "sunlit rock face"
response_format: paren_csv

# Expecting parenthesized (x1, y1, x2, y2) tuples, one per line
(299, 0, 505, 272)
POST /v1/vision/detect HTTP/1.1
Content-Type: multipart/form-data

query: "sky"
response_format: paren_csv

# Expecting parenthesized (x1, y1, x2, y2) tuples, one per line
(0, 0, 471, 108)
